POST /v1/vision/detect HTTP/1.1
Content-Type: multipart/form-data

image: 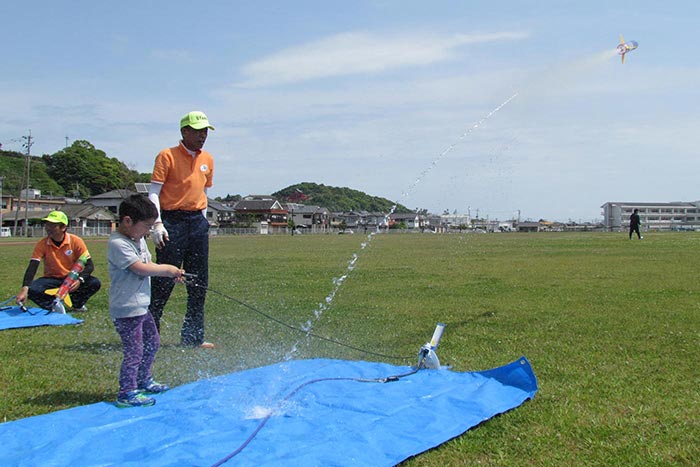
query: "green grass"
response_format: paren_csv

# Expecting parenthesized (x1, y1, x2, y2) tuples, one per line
(1, 232, 698, 465)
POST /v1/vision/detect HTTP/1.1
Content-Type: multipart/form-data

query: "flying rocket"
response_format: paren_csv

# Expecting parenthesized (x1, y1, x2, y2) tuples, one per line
(617, 34, 638, 64)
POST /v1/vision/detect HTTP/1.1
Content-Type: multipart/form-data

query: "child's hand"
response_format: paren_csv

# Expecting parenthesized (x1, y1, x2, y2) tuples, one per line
(166, 266, 185, 282)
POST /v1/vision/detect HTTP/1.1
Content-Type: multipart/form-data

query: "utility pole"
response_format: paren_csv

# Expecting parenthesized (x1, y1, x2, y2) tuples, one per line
(23, 131, 33, 236)
(0, 176, 4, 231)
(12, 130, 33, 236)
(65, 136, 69, 148)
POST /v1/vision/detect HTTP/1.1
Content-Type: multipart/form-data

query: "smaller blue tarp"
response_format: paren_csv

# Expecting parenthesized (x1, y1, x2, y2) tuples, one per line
(0, 306, 83, 330)
(0, 357, 537, 467)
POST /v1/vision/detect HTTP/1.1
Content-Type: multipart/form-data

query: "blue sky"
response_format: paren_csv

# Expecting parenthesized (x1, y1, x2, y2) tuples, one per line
(2, 1, 698, 221)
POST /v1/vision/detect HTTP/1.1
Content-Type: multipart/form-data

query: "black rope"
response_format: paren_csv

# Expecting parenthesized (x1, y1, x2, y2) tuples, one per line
(0, 296, 44, 315)
(210, 357, 427, 467)
(204, 285, 415, 361)
(181, 278, 433, 465)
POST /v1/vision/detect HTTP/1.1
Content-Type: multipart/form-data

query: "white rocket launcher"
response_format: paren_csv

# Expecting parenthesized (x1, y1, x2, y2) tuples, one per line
(418, 322, 446, 369)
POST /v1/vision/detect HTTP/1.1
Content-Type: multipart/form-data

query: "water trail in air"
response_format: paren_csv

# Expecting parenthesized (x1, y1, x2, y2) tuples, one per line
(394, 92, 518, 214)
(283, 93, 519, 360)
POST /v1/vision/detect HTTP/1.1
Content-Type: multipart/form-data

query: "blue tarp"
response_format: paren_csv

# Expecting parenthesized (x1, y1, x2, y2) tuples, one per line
(0, 357, 537, 467)
(0, 306, 83, 330)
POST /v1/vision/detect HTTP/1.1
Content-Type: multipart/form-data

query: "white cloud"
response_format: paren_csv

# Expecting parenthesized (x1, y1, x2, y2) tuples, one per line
(236, 31, 529, 87)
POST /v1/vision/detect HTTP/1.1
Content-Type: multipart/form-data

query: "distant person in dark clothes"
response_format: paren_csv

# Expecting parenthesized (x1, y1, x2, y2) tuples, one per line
(629, 208, 642, 240)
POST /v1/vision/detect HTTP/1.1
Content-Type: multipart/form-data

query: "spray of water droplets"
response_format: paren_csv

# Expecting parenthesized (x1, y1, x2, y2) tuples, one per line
(283, 93, 518, 360)
(283, 245, 369, 360)
(398, 92, 518, 206)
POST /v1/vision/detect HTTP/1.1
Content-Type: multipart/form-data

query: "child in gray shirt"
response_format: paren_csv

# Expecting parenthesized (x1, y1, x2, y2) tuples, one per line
(108, 194, 184, 408)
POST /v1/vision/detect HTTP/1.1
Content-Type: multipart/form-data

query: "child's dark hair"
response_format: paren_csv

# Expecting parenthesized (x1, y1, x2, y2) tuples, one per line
(118, 194, 158, 223)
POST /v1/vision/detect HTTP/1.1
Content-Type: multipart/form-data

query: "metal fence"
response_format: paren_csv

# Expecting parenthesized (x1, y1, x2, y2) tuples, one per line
(5, 225, 114, 238)
(2, 225, 445, 239)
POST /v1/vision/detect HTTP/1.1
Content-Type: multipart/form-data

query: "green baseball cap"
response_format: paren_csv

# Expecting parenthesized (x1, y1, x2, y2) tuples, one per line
(180, 111, 215, 130)
(42, 211, 69, 226)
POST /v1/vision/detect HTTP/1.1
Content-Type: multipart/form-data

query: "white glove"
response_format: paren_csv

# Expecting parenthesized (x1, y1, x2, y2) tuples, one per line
(150, 222, 169, 249)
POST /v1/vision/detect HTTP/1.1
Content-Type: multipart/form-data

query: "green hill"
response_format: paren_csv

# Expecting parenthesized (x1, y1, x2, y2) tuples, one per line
(1, 142, 149, 198)
(0, 151, 65, 196)
(272, 182, 412, 213)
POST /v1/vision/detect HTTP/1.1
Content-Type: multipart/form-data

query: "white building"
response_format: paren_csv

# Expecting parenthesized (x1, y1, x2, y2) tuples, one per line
(601, 201, 700, 231)
(440, 213, 471, 228)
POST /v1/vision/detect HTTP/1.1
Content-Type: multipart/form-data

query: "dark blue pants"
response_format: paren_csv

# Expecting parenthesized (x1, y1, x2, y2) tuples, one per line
(149, 210, 209, 346)
(114, 313, 160, 397)
(629, 225, 641, 239)
(28, 275, 101, 310)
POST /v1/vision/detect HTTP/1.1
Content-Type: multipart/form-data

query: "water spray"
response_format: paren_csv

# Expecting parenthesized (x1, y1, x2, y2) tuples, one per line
(219, 96, 516, 363)
(418, 322, 446, 369)
(209, 321, 448, 467)
(209, 95, 521, 466)
(395, 92, 518, 209)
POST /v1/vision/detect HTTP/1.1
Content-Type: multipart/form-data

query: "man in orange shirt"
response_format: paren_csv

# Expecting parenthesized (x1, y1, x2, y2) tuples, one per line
(148, 111, 215, 348)
(15, 210, 101, 311)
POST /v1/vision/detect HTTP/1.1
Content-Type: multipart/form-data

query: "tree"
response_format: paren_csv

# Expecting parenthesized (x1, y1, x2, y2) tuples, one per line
(215, 194, 242, 204)
(0, 150, 64, 196)
(272, 182, 413, 213)
(43, 141, 148, 197)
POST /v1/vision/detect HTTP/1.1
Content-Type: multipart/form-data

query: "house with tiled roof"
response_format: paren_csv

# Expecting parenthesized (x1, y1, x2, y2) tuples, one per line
(84, 189, 137, 214)
(234, 195, 288, 228)
(284, 203, 330, 231)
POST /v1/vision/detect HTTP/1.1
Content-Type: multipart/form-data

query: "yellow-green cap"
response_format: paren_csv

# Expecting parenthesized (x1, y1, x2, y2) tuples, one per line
(180, 111, 215, 130)
(42, 211, 68, 226)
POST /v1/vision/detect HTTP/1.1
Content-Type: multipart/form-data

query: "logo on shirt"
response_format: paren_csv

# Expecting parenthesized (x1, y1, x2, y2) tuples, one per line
(65, 249, 73, 256)
(200, 164, 209, 172)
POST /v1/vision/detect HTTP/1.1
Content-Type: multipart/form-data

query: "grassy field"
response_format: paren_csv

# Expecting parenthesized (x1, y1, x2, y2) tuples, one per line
(0, 232, 698, 465)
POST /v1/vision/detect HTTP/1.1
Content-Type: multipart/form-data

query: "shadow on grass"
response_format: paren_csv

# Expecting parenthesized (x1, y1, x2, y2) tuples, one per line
(57, 341, 224, 361)
(59, 342, 198, 354)
(446, 311, 497, 331)
(26, 390, 111, 408)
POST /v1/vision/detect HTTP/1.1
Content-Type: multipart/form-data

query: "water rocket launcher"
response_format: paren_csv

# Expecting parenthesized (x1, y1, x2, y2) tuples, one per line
(44, 253, 89, 313)
(418, 322, 446, 369)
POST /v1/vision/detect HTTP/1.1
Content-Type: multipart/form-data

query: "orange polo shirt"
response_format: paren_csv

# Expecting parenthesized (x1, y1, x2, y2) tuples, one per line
(31, 233, 91, 278)
(151, 142, 214, 211)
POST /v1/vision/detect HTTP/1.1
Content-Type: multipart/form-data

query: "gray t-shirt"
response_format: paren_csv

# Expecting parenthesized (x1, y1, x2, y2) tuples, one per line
(107, 231, 152, 319)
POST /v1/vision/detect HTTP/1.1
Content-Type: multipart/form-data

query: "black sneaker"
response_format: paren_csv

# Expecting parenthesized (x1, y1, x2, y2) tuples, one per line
(138, 378, 170, 394)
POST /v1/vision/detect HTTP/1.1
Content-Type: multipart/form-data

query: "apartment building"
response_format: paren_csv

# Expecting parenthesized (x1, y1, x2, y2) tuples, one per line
(601, 201, 700, 231)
